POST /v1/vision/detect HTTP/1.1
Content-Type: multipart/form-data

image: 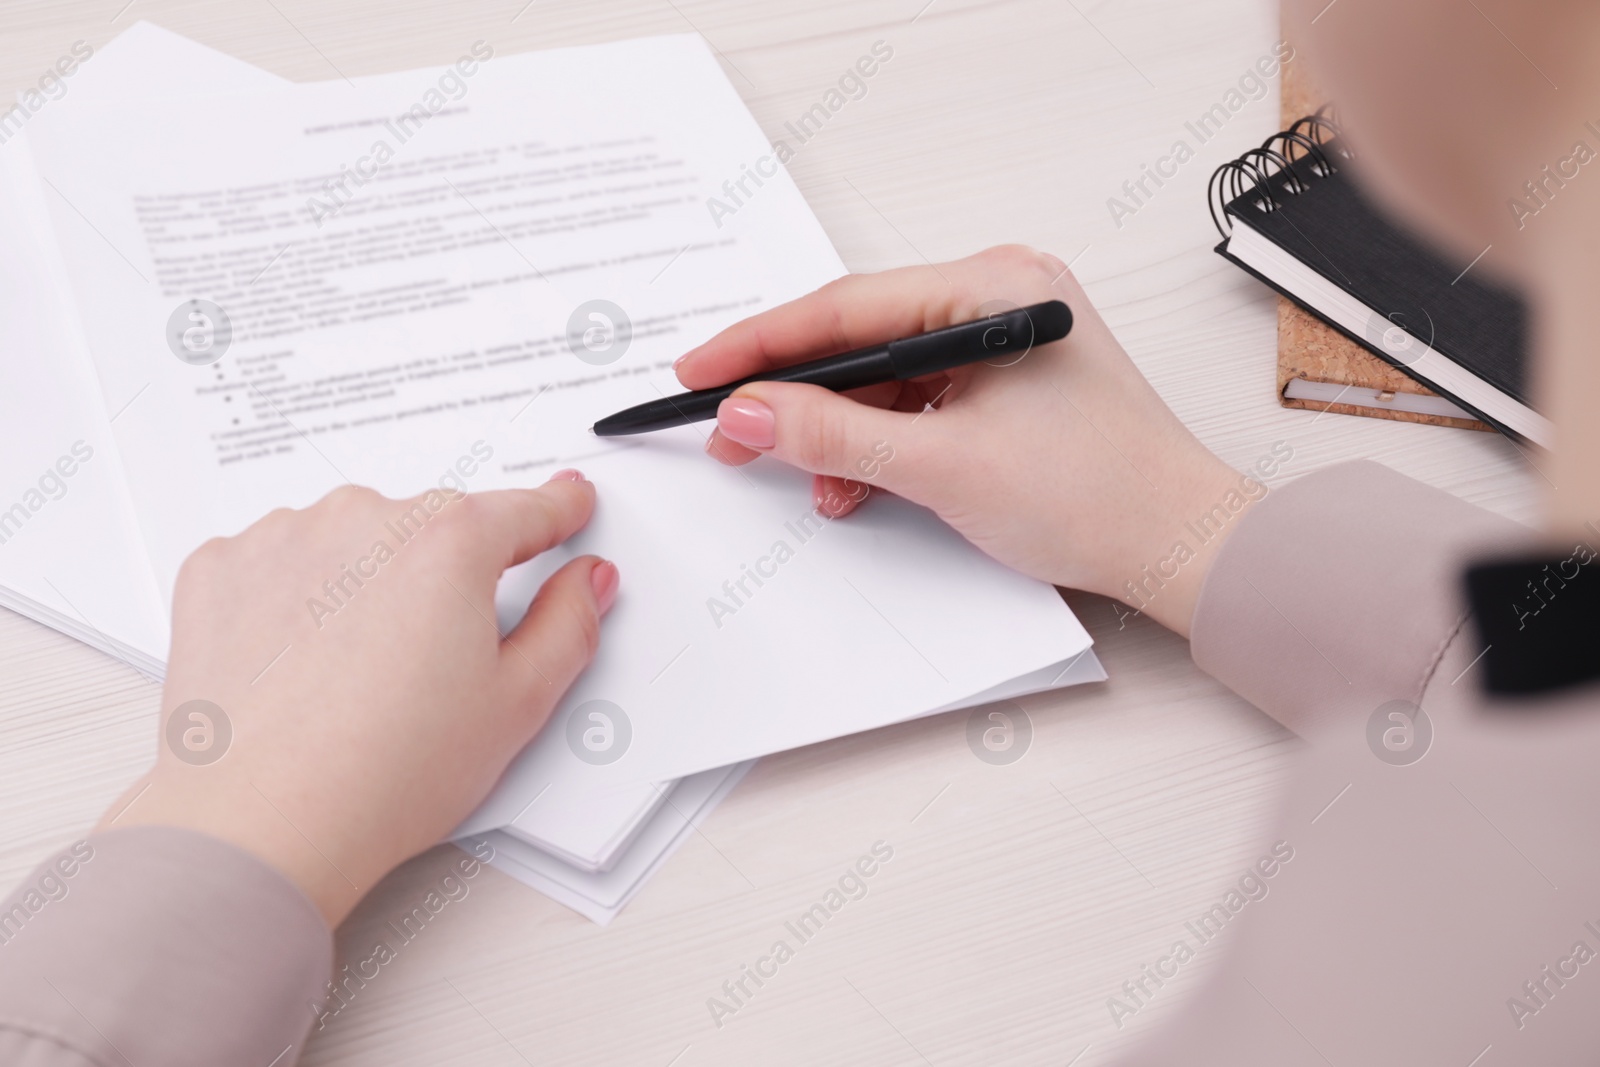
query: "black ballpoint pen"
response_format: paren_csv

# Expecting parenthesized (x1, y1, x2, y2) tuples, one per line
(590, 299, 1072, 436)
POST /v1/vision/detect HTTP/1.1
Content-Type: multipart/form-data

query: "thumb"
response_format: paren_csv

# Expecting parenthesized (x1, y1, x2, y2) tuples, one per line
(501, 555, 618, 722)
(717, 382, 940, 503)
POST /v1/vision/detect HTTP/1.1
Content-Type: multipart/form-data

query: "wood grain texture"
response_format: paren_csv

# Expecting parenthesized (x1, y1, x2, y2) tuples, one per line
(0, 2, 1539, 1065)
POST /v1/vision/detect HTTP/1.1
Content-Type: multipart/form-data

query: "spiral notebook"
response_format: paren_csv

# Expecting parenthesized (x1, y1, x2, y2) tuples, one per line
(1208, 109, 1550, 447)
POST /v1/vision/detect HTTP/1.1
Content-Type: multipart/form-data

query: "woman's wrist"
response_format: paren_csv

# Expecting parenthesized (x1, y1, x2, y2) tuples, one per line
(98, 770, 372, 929)
(1098, 458, 1260, 639)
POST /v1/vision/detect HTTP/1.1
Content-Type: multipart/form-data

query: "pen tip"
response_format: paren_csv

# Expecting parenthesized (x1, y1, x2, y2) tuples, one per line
(587, 425, 596, 435)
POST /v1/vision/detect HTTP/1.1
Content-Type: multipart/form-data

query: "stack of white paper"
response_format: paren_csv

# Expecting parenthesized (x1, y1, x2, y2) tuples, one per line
(0, 23, 1104, 922)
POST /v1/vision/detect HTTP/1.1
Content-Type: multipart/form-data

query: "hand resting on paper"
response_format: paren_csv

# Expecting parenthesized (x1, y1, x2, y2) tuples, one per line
(97, 472, 617, 926)
(678, 244, 1247, 637)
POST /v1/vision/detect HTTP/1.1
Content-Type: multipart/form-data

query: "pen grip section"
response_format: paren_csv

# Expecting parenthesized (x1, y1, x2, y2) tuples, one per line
(758, 345, 895, 391)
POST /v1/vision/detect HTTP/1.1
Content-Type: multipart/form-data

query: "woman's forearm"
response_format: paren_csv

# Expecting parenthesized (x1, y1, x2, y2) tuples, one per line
(0, 828, 330, 1067)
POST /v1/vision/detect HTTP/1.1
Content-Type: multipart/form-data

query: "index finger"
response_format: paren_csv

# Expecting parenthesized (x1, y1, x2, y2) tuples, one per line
(449, 476, 597, 576)
(675, 263, 966, 390)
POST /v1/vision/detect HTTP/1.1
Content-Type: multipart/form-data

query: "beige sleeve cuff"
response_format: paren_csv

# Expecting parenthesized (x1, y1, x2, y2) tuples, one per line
(1189, 460, 1528, 736)
(0, 826, 331, 1067)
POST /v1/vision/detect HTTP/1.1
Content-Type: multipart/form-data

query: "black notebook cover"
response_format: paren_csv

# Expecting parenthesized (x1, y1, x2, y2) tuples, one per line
(1215, 139, 1531, 429)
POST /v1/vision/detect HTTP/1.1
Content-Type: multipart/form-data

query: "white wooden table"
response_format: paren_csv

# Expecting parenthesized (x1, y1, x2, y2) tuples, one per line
(0, 1, 1539, 1063)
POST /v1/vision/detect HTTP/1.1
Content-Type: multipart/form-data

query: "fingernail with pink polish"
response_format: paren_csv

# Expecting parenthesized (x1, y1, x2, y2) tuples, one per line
(717, 397, 775, 449)
(549, 468, 585, 483)
(591, 560, 619, 614)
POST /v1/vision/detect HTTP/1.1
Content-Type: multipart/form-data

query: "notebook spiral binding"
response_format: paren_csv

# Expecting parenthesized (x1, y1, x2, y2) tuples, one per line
(1207, 105, 1352, 237)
